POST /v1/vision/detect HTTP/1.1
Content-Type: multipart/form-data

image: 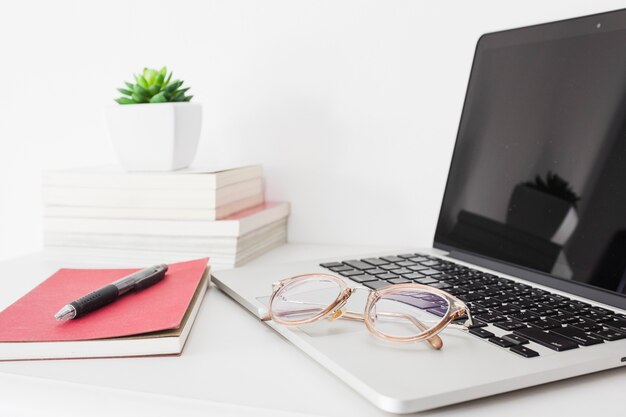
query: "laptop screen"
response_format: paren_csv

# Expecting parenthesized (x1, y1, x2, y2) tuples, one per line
(435, 10, 626, 300)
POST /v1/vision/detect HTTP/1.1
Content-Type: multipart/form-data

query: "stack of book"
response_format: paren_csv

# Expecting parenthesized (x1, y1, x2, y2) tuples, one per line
(42, 165, 289, 268)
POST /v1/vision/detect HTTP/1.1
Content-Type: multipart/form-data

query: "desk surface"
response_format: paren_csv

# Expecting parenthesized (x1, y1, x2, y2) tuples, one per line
(0, 244, 624, 417)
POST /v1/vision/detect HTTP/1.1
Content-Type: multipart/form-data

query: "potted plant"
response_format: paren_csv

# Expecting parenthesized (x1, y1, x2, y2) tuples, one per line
(506, 171, 580, 245)
(105, 67, 202, 171)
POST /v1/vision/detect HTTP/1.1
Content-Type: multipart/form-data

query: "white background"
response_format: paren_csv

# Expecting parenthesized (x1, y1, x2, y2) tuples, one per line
(2, 0, 625, 261)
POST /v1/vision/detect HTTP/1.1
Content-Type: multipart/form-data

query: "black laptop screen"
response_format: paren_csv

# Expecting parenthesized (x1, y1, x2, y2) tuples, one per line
(435, 11, 626, 297)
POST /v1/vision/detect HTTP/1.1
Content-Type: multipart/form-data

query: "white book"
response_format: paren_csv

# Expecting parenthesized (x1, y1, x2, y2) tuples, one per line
(44, 193, 264, 221)
(44, 223, 288, 268)
(44, 231, 287, 268)
(44, 219, 288, 254)
(44, 202, 289, 237)
(43, 178, 264, 210)
(42, 164, 263, 190)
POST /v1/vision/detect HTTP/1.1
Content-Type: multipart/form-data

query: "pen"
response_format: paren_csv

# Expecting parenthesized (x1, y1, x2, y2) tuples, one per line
(54, 264, 169, 321)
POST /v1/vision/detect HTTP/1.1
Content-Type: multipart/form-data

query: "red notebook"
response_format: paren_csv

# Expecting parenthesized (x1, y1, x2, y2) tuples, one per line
(0, 258, 209, 360)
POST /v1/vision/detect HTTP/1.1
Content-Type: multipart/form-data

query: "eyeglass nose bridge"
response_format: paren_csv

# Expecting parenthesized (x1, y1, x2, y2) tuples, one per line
(327, 287, 358, 320)
(328, 306, 347, 321)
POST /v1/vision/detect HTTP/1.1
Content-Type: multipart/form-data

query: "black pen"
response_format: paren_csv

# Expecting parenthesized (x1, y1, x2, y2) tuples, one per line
(54, 264, 169, 321)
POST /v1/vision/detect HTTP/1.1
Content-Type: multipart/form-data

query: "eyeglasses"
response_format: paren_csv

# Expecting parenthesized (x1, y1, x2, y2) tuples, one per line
(261, 273, 474, 350)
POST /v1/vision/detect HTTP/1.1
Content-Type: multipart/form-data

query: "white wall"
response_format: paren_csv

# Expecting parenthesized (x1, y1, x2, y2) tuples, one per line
(1, 0, 624, 261)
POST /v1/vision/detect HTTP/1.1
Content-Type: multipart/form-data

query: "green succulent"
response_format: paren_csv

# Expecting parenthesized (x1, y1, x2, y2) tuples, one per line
(115, 67, 193, 104)
(524, 171, 581, 206)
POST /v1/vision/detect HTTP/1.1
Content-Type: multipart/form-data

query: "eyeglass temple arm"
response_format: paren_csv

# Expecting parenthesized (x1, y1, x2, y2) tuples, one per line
(341, 311, 443, 350)
(262, 307, 443, 350)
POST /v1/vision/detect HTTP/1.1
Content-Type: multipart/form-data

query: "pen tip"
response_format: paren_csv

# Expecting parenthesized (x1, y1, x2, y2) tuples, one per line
(54, 305, 77, 321)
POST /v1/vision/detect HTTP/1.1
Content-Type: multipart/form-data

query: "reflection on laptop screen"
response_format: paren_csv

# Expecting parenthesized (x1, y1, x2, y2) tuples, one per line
(435, 18, 626, 296)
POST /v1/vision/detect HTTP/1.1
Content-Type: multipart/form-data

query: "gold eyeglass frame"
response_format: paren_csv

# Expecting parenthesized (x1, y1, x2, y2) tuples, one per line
(261, 273, 474, 350)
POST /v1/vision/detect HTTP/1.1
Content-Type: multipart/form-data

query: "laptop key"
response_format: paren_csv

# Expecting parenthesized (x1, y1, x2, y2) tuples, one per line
(502, 334, 529, 345)
(577, 309, 609, 322)
(403, 272, 425, 280)
(468, 320, 488, 329)
(414, 277, 439, 285)
(469, 328, 495, 338)
(569, 318, 602, 333)
(593, 328, 626, 341)
(590, 306, 615, 315)
(380, 264, 401, 270)
(409, 265, 428, 271)
(338, 269, 363, 277)
(482, 288, 501, 298)
(496, 294, 522, 304)
(510, 311, 541, 323)
(447, 287, 468, 296)
(381, 256, 404, 263)
(361, 258, 389, 266)
(462, 283, 488, 291)
(427, 305, 448, 317)
(525, 293, 551, 303)
(468, 306, 488, 315)
(528, 318, 562, 330)
(548, 294, 570, 302)
(429, 282, 452, 290)
(489, 336, 515, 348)
(328, 265, 353, 272)
(510, 345, 540, 358)
(349, 274, 378, 283)
(511, 299, 535, 309)
(409, 256, 430, 262)
(366, 268, 387, 275)
(493, 304, 521, 315)
(458, 293, 484, 302)
(552, 311, 580, 324)
(343, 260, 375, 270)
(604, 318, 626, 333)
(478, 298, 501, 308)
(527, 305, 559, 317)
(474, 312, 507, 323)
(585, 314, 615, 324)
(550, 326, 604, 346)
(378, 273, 399, 280)
(320, 262, 343, 268)
(494, 320, 527, 331)
(420, 269, 441, 276)
(388, 278, 411, 285)
(513, 327, 579, 351)
(362, 280, 391, 290)
(558, 305, 588, 315)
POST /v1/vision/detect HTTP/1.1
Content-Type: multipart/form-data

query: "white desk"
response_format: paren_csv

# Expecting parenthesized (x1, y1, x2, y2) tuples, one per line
(0, 244, 624, 417)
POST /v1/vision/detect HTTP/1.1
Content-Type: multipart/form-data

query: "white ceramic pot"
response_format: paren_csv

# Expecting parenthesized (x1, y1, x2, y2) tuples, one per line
(105, 102, 202, 171)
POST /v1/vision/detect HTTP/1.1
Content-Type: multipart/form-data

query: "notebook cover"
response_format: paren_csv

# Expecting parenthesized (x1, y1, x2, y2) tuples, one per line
(0, 258, 208, 342)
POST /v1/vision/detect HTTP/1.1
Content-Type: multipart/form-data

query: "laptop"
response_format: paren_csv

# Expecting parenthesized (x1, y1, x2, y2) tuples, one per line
(212, 9, 626, 414)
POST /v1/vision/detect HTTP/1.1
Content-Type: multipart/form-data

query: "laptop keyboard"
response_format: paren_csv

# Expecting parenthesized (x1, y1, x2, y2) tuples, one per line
(320, 253, 626, 358)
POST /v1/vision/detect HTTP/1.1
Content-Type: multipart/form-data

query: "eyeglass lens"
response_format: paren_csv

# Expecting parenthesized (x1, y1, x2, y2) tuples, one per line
(271, 276, 342, 322)
(368, 289, 450, 338)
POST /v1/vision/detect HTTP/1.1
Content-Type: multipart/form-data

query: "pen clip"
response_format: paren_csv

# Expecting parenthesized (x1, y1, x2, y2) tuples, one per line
(133, 265, 168, 291)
